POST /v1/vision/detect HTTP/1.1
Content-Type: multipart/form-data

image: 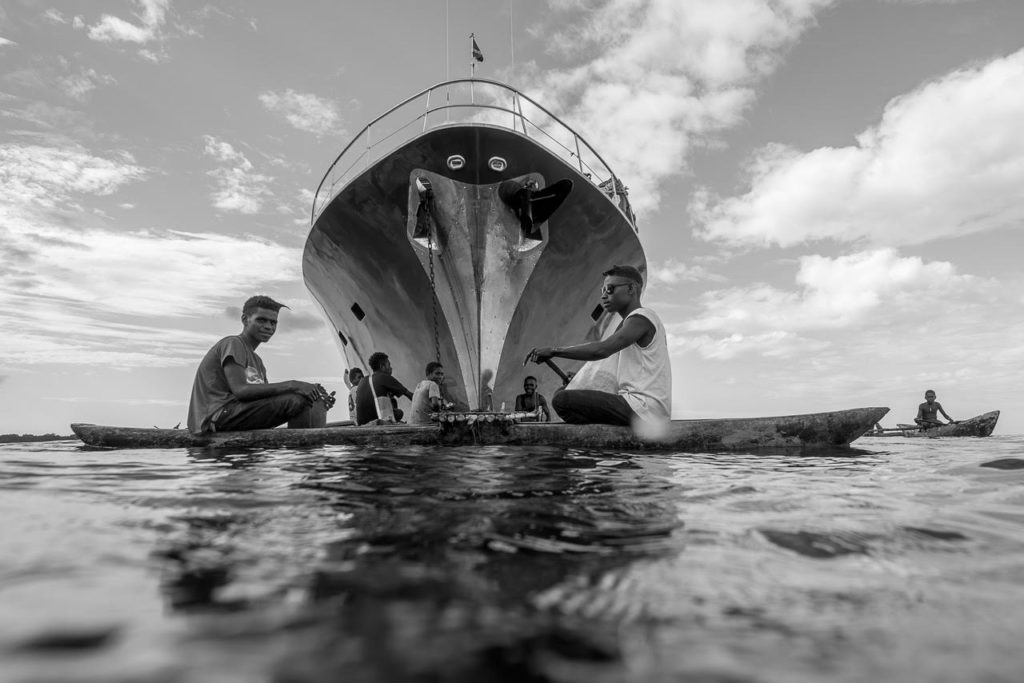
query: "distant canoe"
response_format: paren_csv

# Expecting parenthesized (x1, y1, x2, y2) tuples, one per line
(861, 410, 999, 438)
(71, 407, 887, 452)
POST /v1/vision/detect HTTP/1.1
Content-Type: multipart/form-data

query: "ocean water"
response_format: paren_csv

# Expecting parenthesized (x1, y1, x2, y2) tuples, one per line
(2, 436, 1024, 682)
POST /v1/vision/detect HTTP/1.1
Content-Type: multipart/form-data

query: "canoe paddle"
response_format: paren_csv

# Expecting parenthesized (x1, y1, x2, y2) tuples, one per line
(523, 349, 572, 385)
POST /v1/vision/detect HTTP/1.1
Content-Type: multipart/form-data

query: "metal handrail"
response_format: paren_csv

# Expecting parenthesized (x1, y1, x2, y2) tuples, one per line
(309, 78, 635, 229)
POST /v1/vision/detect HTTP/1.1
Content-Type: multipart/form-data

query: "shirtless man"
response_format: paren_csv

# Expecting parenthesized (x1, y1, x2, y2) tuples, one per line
(915, 390, 956, 429)
(187, 295, 332, 434)
(526, 264, 671, 426)
(514, 376, 550, 421)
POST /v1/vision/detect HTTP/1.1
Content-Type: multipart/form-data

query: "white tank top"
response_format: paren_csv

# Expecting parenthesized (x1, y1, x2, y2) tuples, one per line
(567, 307, 672, 422)
(617, 308, 671, 422)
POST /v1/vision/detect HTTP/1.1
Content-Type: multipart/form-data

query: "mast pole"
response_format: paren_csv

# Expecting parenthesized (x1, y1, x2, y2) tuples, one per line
(509, 0, 514, 69)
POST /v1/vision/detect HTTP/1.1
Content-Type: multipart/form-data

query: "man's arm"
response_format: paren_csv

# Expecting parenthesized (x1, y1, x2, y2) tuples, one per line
(936, 403, 954, 422)
(539, 394, 550, 421)
(530, 315, 654, 363)
(380, 375, 414, 400)
(224, 361, 325, 404)
(428, 381, 443, 411)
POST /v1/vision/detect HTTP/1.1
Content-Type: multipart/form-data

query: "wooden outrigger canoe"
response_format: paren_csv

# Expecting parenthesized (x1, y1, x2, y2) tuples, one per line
(861, 410, 999, 438)
(71, 406, 887, 452)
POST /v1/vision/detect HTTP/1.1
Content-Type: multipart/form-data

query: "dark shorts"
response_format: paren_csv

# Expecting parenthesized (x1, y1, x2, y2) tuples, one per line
(213, 394, 311, 432)
(551, 389, 637, 426)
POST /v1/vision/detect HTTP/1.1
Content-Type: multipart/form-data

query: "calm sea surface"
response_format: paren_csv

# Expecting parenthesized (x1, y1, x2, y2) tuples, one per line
(3, 435, 1024, 682)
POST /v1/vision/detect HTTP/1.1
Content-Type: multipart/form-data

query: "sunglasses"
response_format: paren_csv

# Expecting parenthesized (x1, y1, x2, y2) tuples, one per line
(601, 282, 633, 296)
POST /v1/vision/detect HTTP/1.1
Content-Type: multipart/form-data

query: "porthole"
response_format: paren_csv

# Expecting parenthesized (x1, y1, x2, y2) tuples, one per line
(446, 154, 465, 170)
(351, 303, 366, 321)
(488, 156, 507, 172)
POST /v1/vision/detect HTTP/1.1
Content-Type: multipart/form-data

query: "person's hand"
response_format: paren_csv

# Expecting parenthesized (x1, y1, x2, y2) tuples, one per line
(525, 347, 556, 364)
(313, 383, 338, 409)
(291, 381, 331, 406)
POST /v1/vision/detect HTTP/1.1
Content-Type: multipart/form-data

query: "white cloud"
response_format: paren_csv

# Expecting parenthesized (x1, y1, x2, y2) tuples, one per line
(43, 9, 67, 24)
(258, 89, 342, 136)
(0, 37, 16, 47)
(0, 142, 301, 368)
(693, 48, 1024, 247)
(522, 0, 836, 215)
(648, 258, 725, 287)
(669, 329, 830, 360)
(672, 249, 984, 360)
(202, 135, 273, 214)
(87, 0, 168, 44)
(0, 143, 145, 209)
(1, 228, 304, 368)
(58, 67, 117, 101)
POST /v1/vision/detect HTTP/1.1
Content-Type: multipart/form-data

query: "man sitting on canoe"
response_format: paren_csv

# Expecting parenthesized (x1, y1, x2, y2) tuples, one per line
(526, 264, 671, 427)
(187, 295, 333, 434)
(354, 352, 414, 425)
(915, 390, 956, 429)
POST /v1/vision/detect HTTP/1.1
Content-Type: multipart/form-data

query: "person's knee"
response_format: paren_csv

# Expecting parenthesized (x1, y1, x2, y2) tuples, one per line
(551, 390, 578, 422)
(552, 390, 571, 412)
(281, 393, 309, 418)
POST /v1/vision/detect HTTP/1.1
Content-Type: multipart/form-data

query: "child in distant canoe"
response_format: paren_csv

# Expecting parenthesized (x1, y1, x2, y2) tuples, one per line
(915, 390, 956, 429)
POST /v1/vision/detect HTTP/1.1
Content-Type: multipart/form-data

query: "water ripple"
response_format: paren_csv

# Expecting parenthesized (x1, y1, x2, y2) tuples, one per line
(2, 436, 1024, 681)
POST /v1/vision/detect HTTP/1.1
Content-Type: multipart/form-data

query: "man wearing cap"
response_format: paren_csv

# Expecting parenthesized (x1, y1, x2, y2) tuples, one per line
(526, 264, 671, 426)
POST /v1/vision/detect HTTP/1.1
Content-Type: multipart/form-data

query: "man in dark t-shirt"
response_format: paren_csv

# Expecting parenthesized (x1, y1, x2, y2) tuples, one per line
(187, 295, 334, 434)
(354, 352, 413, 425)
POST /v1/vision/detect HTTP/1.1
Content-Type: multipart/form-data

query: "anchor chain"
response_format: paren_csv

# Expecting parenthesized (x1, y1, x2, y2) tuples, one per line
(425, 200, 441, 365)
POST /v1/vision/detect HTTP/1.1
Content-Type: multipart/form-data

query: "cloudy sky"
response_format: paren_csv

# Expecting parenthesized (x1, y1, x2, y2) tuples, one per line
(2, 0, 1022, 435)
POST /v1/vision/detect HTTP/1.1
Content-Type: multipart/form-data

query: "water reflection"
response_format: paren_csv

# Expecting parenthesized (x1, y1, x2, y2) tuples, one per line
(152, 446, 687, 678)
(7, 438, 1023, 682)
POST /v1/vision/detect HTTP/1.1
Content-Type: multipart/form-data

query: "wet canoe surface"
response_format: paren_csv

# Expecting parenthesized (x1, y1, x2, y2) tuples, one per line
(71, 407, 888, 452)
(862, 410, 1000, 438)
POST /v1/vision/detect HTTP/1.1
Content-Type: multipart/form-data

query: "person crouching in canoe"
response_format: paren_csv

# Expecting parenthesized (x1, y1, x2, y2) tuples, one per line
(526, 264, 671, 428)
(187, 295, 334, 434)
(914, 389, 956, 429)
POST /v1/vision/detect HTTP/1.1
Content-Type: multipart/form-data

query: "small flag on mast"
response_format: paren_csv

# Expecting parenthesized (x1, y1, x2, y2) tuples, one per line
(471, 33, 484, 62)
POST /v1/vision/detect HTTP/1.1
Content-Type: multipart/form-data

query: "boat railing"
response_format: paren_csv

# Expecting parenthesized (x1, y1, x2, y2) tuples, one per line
(310, 79, 637, 230)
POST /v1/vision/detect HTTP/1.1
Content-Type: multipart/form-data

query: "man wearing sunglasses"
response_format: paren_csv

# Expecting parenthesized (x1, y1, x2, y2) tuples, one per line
(526, 265, 671, 427)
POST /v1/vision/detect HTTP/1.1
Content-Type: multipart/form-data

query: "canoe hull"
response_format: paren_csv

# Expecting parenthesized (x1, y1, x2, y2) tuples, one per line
(71, 407, 888, 452)
(862, 410, 999, 438)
